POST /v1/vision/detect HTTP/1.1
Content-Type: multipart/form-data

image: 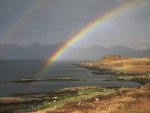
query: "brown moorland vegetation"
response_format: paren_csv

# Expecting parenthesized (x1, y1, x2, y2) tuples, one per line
(1, 55, 150, 113)
(31, 83, 150, 113)
(78, 55, 150, 75)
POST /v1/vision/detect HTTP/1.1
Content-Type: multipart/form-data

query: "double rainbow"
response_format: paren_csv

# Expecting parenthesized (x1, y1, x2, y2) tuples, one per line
(0, 0, 45, 50)
(39, 0, 145, 77)
(0, 0, 146, 77)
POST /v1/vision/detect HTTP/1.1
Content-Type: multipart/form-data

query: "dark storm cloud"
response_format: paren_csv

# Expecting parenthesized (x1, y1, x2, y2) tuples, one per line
(0, 0, 150, 49)
(0, 0, 36, 37)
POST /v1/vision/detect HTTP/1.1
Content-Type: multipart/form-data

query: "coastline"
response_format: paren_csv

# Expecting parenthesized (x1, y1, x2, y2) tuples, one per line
(1, 84, 150, 113)
(76, 55, 150, 84)
(0, 55, 150, 113)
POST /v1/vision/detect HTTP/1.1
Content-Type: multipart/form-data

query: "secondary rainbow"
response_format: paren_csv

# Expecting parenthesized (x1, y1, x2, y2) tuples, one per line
(38, 0, 144, 76)
(1, 0, 146, 78)
(0, 0, 45, 50)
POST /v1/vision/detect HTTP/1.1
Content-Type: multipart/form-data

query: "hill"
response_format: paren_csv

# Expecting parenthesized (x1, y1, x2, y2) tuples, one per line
(78, 55, 150, 75)
(0, 43, 150, 60)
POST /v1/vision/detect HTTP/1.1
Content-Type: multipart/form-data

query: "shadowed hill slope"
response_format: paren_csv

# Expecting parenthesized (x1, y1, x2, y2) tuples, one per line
(0, 43, 150, 60)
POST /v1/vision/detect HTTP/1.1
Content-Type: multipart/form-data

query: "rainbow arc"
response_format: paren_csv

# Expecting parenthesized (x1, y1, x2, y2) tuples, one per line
(0, 0, 147, 78)
(39, 0, 144, 77)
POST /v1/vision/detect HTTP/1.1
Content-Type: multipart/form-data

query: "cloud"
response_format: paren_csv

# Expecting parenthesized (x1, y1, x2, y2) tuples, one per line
(139, 39, 150, 43)
(0, 0, 150, 50)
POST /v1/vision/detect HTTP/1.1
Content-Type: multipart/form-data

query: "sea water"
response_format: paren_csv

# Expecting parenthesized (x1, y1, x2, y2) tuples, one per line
(0, 60, 141, 97)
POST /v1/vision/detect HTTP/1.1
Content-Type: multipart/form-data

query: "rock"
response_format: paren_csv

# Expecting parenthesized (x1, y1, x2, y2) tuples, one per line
(94, 98, 99, 101)
(77, 101, 82, 106)
(53, 97, 58, 99)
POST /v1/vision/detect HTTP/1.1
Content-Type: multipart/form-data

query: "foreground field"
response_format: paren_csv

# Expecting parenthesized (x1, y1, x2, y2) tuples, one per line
(31, 83, 150, 113)
(1, 83, 149, 113)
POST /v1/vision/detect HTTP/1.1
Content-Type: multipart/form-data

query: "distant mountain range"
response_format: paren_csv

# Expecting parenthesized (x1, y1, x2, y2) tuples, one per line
(0, 43, 150, 60)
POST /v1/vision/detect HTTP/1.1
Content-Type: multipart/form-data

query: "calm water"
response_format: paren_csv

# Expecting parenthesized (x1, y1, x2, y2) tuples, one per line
(0, 60, 142, 97)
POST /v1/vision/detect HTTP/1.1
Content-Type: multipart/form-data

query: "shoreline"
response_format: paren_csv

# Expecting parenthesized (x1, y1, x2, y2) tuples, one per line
(0, 75, 148, 113)
(0, 86, 119, 113)
(1, 83, 148, 113)
(76, 55, 150, 84)
(1, 56, 150, 113)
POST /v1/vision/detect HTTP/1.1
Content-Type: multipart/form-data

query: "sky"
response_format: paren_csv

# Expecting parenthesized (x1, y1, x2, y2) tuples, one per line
(0, 0, 150, 50)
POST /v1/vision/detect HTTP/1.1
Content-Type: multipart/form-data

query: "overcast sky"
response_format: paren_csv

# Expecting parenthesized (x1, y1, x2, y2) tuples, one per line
(0, 0, 150, 49)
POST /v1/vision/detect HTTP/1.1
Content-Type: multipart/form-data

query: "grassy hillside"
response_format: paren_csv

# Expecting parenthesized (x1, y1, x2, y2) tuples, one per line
(31, 83, 150, 113)
(79, 55, 150, 75)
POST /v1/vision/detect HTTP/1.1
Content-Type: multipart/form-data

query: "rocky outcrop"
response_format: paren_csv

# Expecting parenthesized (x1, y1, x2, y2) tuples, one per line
(101, 55, 123, 61)
(78, 55, 150, 75)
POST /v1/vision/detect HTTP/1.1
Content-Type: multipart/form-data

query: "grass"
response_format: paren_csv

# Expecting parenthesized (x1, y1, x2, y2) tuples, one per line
(27, 56, 150, 113)
(27, 87, 117, 113)
(79, 55, 150, 75)
(39, 83, 150, 113)
(1, 55, 150, 113)
(0, 86, 117, 113)
(1, 82, 150, 113)
(118, 74, 150, 84)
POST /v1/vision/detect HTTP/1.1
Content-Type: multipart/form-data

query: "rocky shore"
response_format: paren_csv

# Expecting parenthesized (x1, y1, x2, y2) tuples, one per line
(33, 83, 150, 113)
(77, 55, 150, 75)
(1, 83, 149, 113)
(5, 77, 80, 83)
(1, 55, 150, 113)
(76, 55, 150, 84)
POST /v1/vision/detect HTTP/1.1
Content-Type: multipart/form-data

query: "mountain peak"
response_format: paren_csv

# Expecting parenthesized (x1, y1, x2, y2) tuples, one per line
(109, 45, 132, 50)
(30, 42, 42, 46)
